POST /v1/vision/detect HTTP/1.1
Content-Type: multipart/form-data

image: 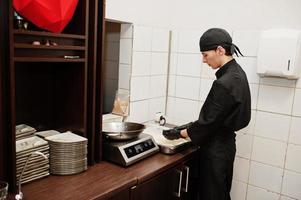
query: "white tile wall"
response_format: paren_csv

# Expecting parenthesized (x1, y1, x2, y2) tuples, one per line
(167, 75, 176, 96)
(120, 24, 133, 39)
(282, 170, 301, 199)
(148, 97, 166, 120)
(118, 64, 131, 90)
(170, 30, 179, 53)
(249, 84, 259, 110)
(292, 89, 301, 117)
(246, 185, 280, 200)
(151, 28, 170, 52)
(285, 144, 301, 173)
(166, 97, 176, 122)
(129, 25, 171, 122)
(119, 39, 132, 64)
(150, 75, 167, 98)
(132, 52, 151, 76)
(133, 26, 152, 51)
(254, 111, 291, 142)
(178, 30, 200, 53)
(173, 98, 199, 122)
(236, 57, 260, 84)
(280, 195, 297, 200)
(249, 161, 283, 193)
(130, 76, 150, 101)
(230, 180, 247, 200)
(251, 136, 286, 167)
(169, 53, 178, 75)
(289, 117, 301, 145)
(175, 76, 200, 100)
(236, 133, 253, 159)
(233, 157, 250, 182)
(151, 52, 169, 75)
(176, 53, 202, 77)
(257, 85, 295, 115)
(296, 78, 301, 89)
(128, 100, 149, 123)
(232, 30, 261, 57)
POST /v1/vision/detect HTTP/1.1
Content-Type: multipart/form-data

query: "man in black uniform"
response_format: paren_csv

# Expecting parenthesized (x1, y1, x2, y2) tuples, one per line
(163, 28, 251, 200)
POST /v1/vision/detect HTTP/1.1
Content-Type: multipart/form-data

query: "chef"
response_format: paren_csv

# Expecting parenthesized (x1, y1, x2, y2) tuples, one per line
(163, 28, 251, 200)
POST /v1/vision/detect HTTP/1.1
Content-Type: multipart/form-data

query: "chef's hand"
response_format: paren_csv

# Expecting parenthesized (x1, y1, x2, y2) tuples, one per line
(162, 128, 181, 140)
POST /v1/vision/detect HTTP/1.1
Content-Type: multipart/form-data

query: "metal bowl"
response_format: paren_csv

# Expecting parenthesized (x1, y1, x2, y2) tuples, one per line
(102, 122, 145, 140)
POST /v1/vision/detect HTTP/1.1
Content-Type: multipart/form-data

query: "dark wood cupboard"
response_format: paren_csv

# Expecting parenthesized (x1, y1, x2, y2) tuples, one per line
(109, 155, 200, 200)
(0, 0, 105, 192)
(129, 160, 199, 200)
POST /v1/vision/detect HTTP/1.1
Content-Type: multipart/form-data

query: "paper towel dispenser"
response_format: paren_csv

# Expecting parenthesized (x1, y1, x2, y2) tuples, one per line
(257, 29, 301, 79)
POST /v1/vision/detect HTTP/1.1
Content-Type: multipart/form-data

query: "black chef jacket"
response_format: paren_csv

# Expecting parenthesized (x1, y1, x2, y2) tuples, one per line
(186, 59, 251, 200)
(187, 58, 251, 145)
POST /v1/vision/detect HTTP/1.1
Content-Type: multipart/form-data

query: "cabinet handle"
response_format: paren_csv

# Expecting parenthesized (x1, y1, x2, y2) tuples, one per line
(182, 166, 190, 193)
(174, 169, 183, 198)
(287, 59, 290, 71)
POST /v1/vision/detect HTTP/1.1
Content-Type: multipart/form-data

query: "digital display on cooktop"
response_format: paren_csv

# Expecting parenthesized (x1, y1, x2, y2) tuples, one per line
(124, 139, 156, 158)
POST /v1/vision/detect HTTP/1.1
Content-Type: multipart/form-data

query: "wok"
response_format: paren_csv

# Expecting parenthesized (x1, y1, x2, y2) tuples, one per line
(102, 122, 145, 140)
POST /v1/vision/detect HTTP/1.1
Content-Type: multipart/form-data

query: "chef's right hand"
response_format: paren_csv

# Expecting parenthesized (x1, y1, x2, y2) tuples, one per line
(162, 129, 181, 140)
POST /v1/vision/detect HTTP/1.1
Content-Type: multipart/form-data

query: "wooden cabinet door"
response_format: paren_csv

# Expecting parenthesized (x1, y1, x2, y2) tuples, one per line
(179, 159, 199, 200)
(130, 169, 181, 200)
(108, 188, 130, 200)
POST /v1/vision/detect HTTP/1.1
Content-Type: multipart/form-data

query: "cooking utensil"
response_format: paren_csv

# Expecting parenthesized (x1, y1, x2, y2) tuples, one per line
(102, 122, 145, 140)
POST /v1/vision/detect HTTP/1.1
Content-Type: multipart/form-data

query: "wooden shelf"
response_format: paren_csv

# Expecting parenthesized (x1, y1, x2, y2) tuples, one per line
(14, 57, 86, 62)
(14, 29, 86, 40)
(14, 43, 86, 51)
(0, 0, 103, 193)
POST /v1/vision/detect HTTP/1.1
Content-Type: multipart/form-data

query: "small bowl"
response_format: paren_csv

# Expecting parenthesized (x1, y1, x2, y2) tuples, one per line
(0, 181, 8, 200)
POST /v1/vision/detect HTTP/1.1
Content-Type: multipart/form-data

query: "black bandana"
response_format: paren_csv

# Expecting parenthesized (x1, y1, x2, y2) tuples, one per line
(199, 28, 243, 57)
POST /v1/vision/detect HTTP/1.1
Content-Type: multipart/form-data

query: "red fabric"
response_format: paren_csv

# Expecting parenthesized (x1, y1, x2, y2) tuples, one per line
(13, 0, 79, 33)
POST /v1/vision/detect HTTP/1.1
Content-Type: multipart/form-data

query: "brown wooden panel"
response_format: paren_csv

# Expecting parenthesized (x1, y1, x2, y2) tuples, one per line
(21, 162, 136, 200)
(108, 189, 130, 200)
(17, 148, 198, 200)
(130, 170, 175, 200)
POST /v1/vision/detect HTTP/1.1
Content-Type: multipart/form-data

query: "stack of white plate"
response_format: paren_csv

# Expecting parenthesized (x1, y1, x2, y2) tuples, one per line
(16, 136, 50, 184)
(16, 124, 36, 140)
(45, 132, 88, 175)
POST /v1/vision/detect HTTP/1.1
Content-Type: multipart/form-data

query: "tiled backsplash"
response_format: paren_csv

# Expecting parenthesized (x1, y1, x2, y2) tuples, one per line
(116, 25, 301, 199)
(118, 25, 169, 123)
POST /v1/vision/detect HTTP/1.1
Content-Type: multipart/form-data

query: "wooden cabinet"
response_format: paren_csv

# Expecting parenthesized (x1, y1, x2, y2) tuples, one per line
(130, 161, 198, 200)
(0, 0, 105, 192)
(130, 169, 174, 200)
(128, 154, 199, 200)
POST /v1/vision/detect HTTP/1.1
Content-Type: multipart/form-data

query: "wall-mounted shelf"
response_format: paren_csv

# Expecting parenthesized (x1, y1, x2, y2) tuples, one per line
(14, 57, 86, 62)
(0, 0, 105, 193)
(14, 29, 86, 40)
(14, 43, 86, 51)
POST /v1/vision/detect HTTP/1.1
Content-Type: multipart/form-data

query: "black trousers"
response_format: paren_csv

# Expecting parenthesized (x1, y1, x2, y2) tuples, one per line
(196, 133, 236, 200)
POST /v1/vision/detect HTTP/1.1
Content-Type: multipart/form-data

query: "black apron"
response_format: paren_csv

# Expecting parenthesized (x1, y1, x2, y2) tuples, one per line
(197, 129, 236, 200)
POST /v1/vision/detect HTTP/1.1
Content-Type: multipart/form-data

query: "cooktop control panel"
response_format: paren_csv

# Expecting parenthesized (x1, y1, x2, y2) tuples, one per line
(103, 134, 159, 166)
